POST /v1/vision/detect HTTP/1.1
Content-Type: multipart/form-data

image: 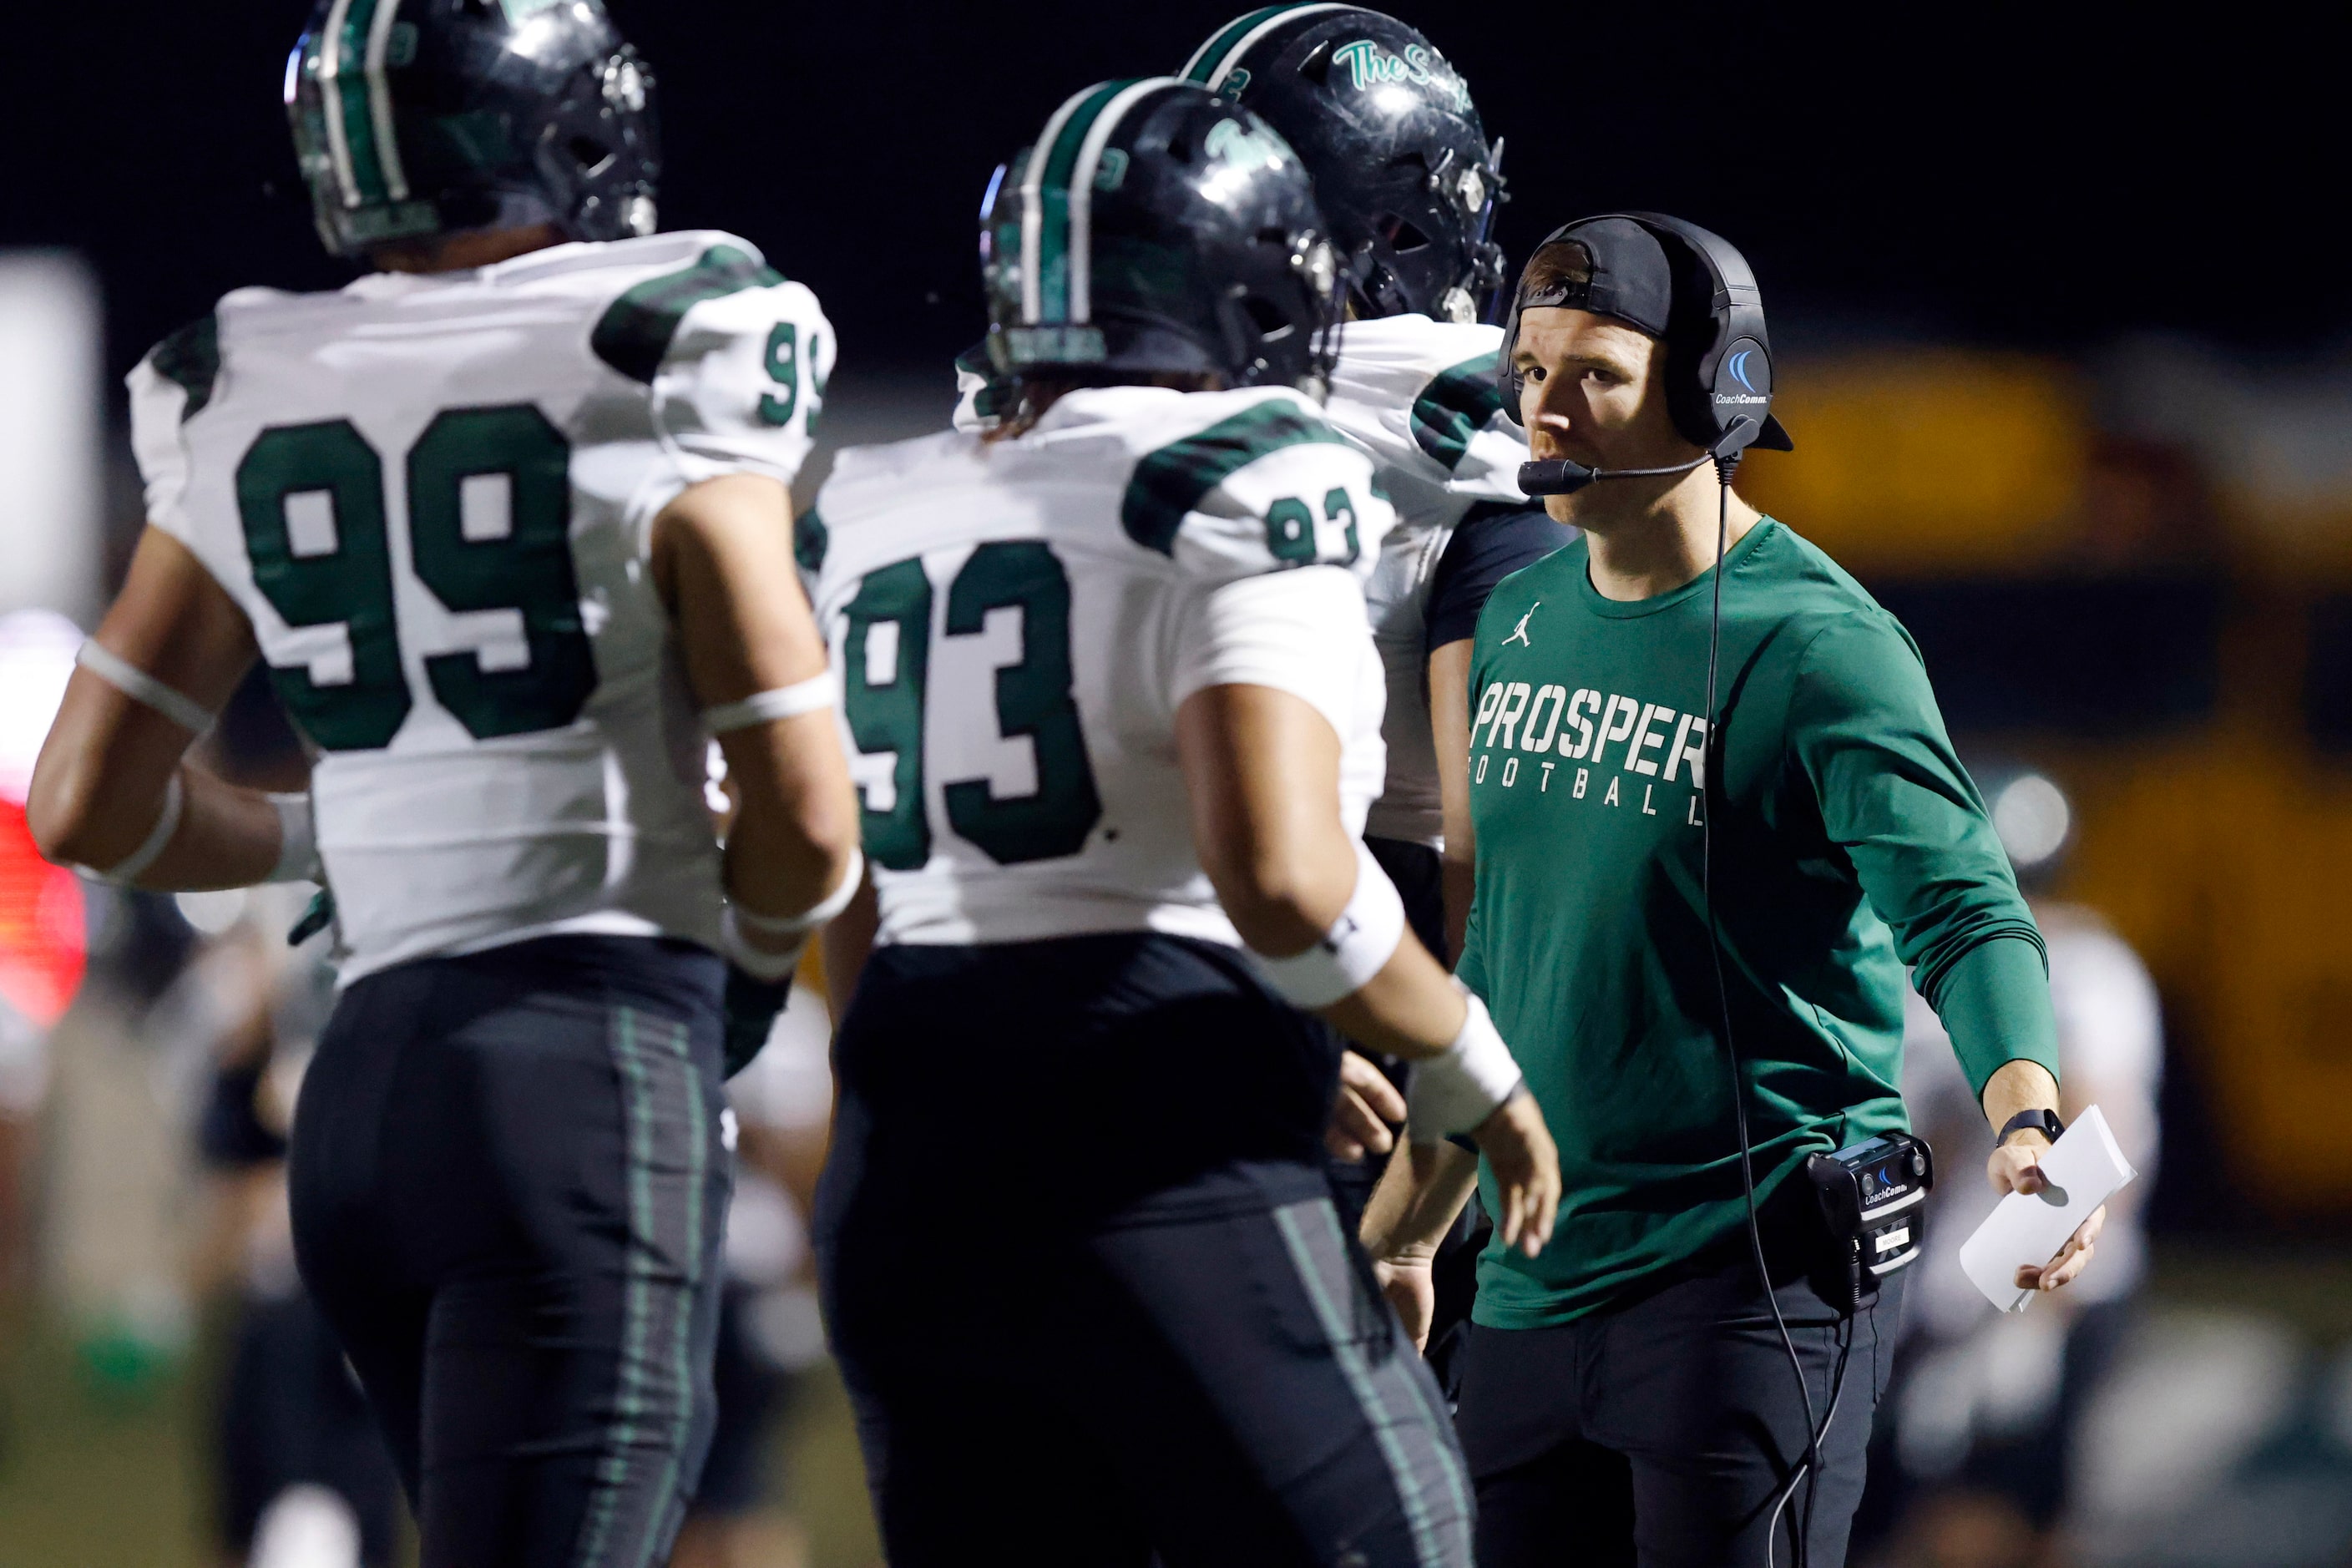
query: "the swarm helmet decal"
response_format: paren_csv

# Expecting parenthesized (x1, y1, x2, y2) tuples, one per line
(1181, 6, 1508, 324)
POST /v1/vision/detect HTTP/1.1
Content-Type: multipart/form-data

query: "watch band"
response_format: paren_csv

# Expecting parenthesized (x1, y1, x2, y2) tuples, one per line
(1998, 1108, 2066, 1147)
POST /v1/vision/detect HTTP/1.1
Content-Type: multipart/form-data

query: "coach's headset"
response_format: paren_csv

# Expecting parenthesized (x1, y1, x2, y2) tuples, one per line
(1499, 211, 1792, 496)
(1497, 216, 1853, 1568)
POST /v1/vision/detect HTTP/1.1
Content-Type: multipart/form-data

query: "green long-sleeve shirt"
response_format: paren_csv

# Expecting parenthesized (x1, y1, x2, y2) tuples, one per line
(1457, 518, 2058, 1328)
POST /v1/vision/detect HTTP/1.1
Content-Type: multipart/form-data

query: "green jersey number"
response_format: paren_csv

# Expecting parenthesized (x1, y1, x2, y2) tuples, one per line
(841, 559, 933, 871)
(842, 542, 1102, 871)
(757, 323, 828, 431)
(234, 406, 594, 752)
(1263, 487, 1363, 568)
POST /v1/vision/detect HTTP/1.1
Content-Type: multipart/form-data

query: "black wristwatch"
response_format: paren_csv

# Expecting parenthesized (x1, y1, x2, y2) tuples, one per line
(1997, 1109, 2065, 1148)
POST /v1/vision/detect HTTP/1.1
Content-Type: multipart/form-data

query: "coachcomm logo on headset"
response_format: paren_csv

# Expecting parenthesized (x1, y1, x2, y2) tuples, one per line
(1714, 337, 1771, 407)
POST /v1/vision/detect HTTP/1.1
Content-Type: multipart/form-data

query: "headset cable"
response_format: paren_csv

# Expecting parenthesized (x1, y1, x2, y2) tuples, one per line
(1702, 457, 1840, 1568)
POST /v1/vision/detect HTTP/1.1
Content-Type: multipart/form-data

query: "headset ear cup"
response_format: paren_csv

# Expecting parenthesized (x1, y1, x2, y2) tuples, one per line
(1707, 336, 1773, 456)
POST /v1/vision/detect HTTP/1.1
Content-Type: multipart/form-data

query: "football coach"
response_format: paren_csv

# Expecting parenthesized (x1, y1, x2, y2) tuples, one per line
(1358, 214, 2106, 1567)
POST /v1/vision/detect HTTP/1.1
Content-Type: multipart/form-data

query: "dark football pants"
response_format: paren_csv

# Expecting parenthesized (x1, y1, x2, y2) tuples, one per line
(825, 1161, 1474, 1568)
(1454, 1242, 1909, 1568)
(289, 935, 731, 1568)
(817, 934, 1475, 1568)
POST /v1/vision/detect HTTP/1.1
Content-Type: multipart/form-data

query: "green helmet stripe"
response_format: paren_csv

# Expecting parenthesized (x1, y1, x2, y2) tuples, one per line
(360, 0, 413, 202)
(1063, 79, 1178, 325)
(320, 0, 392, 206)
(1021, 78, 1132, 325)
(1178, 4, 1350, 90)
(1180, 8, 1292, 83)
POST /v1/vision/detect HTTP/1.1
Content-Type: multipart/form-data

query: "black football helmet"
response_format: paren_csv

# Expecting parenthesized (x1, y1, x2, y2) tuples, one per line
(980, 78, 1343, 394)
(1181, 6, 1506, 324)
(286, 0, 660, 259)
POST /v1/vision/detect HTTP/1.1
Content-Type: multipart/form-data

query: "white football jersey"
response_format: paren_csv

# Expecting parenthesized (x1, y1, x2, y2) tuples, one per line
(1324, 315, 1530, 846)
(808, 385, 1393, 950)
(128, 231, 834, 985)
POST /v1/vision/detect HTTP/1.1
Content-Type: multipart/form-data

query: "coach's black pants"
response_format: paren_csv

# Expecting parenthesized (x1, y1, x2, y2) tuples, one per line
(289, 935, 731, 1568)
(1455, 1230, 1909, 1568)
(818, 933, 1474, 1568)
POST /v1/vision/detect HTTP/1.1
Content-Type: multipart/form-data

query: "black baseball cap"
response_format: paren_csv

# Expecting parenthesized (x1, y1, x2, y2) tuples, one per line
(1513, 216, 1675, 336)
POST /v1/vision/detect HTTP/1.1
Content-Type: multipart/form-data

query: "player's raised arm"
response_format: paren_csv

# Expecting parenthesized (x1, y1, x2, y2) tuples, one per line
(1176, 679, 1559, 1255)
(30, 528, 311, 893)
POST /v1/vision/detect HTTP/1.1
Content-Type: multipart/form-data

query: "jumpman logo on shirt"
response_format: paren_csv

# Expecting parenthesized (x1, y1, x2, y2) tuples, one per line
(1504, 603, 1540, 647)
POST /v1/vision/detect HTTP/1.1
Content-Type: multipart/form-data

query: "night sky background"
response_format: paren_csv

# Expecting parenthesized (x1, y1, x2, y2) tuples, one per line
(1, 2, 2330, 400)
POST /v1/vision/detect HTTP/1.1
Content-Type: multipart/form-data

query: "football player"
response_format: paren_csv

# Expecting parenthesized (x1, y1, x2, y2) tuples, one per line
(28, 3, 859, 1565)
(1181, 3, 1572, 1348)
(807, 79, 1557, 1568)
(1182, 5, 1567, 964)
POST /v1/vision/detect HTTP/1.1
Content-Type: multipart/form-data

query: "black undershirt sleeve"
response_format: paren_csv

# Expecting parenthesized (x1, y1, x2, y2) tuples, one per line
(1424, 503, 1578, 655)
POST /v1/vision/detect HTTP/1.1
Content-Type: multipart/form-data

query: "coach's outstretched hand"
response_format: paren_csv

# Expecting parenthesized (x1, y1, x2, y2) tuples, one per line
(1471, 1087, 1560, 1257)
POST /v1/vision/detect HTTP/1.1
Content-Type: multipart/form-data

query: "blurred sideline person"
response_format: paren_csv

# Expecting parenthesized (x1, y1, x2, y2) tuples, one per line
(0, 610, 88, 1315)
(27, 4, 860, 1565)
(671, 965, 837, 1568)
(1358, 218, 2105, 1567)
(1857, 771, 2162, 1568)
(808, 81, 1558, 1567)
(173, 898, 401, 1568)
(1176, 11, 1575, 1358)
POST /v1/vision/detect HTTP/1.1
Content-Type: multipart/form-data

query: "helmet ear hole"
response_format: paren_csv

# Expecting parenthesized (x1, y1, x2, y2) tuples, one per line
(569, 136, 615, 176)
(1242, 296, 1296, 343)
(1379, 215, 1433, 254)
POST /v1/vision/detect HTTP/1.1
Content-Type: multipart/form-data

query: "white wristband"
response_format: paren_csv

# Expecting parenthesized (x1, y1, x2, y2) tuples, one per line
(720, 912, 808, 984)
(1253, 840, 1408, 1009)
(78, 641, 215, 734)
(268, 793, 321, 883)
(721, 849, 865, 981)
(731, 849, 865, 938)
(703, 670, 840, 736)
(1406, 989, 1526, 1143)
(85, 772, 185, 886)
